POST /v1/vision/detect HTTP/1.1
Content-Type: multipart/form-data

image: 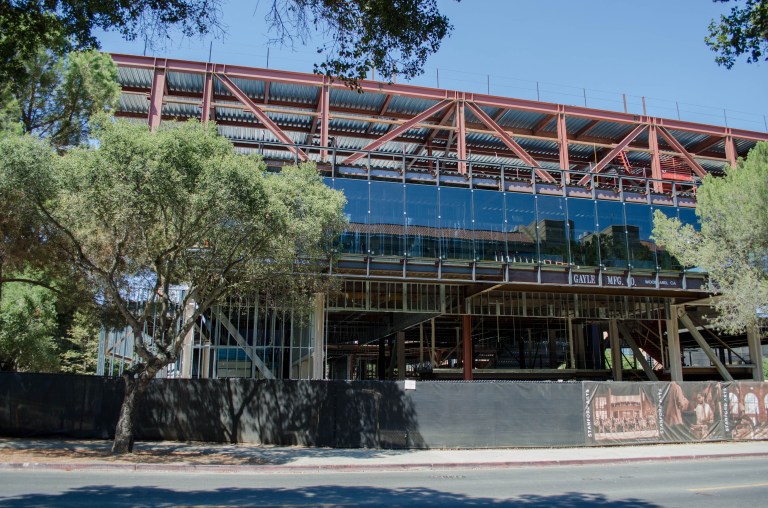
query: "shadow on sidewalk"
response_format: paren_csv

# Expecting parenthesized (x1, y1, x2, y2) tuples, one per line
(0, 485, 661, 507)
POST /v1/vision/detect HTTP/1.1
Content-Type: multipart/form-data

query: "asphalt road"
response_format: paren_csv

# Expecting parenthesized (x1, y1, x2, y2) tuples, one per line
(1, 456, 766, 507)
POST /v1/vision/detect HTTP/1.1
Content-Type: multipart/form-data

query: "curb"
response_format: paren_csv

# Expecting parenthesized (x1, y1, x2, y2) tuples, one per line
(2, 451, 768, 474)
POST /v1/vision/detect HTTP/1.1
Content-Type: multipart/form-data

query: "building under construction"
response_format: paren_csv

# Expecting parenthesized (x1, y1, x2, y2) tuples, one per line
(100, 53, 768, 385)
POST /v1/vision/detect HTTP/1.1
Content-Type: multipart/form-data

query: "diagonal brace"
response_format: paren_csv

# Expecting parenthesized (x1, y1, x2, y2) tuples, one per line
(212, 307, 275, 379)
(216, 73, 308, 161)
(617, 322, 659, 381)
(677, 308, 733, 381)
(343, 99, 454, 164)
(465, 102, 556, 183)
(577, 124, 647, 185)
(657, 127, 707, 178)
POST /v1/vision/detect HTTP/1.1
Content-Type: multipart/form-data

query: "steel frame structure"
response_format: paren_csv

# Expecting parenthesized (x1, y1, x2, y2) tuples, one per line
(113, 54, 768, 188)
(110, 54, 768, 384)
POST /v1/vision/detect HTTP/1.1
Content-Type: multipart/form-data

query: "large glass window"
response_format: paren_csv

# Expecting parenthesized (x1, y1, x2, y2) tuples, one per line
(439, 186, 474, 260)
(678, 207, 700, 231)
(566, 198, 599, 268)
(473, 190, 506, 262)
(536, 195, 569, 265)
(653, 205, 682, 271)
(625, 203, 657, 270)
(405, 184, 439, 259)
(369, 181, 404, 256)
(596, 200, 628, 269)
(506, 193, 537, 264)
(334, 177, 369, 255)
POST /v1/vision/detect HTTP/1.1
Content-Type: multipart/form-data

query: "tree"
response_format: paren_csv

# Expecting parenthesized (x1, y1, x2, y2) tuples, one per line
(706, 0, 768, 68)
(265, 0, 454, 83)
(1, 1, 453, 88)
(652, 142, 768, 334)
(0, 278, 59, 372)
(2, 118, 347, 453)
(0, 50, 120, 148)
(0, 0, 223, 84)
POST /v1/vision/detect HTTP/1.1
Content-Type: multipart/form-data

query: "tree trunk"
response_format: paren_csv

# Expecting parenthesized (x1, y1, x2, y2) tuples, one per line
(112, 369, 154, 454)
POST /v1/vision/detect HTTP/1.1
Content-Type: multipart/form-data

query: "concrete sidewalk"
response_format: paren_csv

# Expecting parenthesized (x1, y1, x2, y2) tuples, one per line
(1, 438, 767, 473)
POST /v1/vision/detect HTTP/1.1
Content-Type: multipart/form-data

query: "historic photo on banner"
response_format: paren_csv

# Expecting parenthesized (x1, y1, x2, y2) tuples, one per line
(659, 381, 723, 442)
(722, 382, 768, 440)
(584, 382, 660, 444)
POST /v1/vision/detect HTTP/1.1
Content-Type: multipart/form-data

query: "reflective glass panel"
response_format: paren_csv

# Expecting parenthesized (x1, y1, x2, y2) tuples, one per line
(333, 177, 368, 255)
(405, 184, 439, 259)
(473, 190, 506, 262)
(678, 207, 700, 231)
(369, 181, 404, 256)
(506, 193, 537, 264)
(566, 198, 599, 268)
(652, 205, 681, 270)
(625, 203, 657, 270)
(596, 200, 628, 269)
(439, 186, 473, 260)
(536, 195, 569, 265)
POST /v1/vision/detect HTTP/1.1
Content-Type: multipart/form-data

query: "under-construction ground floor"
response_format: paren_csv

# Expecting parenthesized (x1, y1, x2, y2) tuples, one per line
(100, 280, 767, 384)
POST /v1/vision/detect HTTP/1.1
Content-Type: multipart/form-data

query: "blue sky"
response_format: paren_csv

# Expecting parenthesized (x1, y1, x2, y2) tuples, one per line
(98, 0, 768, 132)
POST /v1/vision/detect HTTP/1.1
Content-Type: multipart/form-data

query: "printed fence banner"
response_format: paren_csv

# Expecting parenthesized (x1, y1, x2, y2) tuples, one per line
(584, 382, 661, 444)
(722, 382, 768, 441)
(658, 381, 722, 442)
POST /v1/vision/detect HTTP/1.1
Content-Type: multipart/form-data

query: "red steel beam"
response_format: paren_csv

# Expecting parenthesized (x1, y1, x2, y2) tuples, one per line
(111, 53, 768, 144)
(457, 100, 467, 174)
(466, 101, 556, 183)
(577, 124, 647, 186)
(343, 99, 454, 164)
(648, 124, 663, 192)
(557, 112, 570, 183)
(657, 126, 707, 178)
(216, 72, 309, 161)
(148, 66, 166, 131)
(319, 81, 330, 161)
(724, 135, 737, 166)
(201, 68, 213, 124)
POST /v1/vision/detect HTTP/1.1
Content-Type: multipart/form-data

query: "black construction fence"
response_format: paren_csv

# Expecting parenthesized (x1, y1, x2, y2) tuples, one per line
(1, 373, 766, 448)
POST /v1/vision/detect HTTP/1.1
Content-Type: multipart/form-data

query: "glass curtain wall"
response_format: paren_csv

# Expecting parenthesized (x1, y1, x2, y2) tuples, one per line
(330, 176, 693, 272)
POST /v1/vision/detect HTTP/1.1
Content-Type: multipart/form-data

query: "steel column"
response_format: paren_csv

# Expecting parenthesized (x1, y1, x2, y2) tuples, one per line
(648, 123, 663, 193)
(609, 319, 623, 381)
(457, 99, 467, 174)
(462, 314, 473, 380)
(319, 81, 330, 161)
(396, 331, 406, 380)
(557, 111, 570, 183)
(667, 306, 683, 381)
(148, 66, 166, 131)
(201, 68, 213, 124)
(746, 324, 764, 381)
(312, 293, 326, 380)
(724, 134, 738, 167)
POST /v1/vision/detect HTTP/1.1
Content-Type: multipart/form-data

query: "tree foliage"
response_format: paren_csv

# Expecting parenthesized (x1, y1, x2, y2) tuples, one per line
(0, 0, 222, 84)
(652, 142, 768, 334)
(706, 0, 768, 68)
(0, 50, 120, 148)
(1, 118, 347, 452)
(0, 279, 59, 372)
(266, 0, 454, 84)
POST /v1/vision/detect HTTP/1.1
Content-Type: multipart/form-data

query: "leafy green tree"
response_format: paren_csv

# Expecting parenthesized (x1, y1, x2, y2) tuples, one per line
(0, 50, 120, 148)
(58, 308, 101, 374)
(652, 142, 768, 334)
(706, 0, 768, 68)
(3, 118, 347, 453)
(0, 279, 59, 372)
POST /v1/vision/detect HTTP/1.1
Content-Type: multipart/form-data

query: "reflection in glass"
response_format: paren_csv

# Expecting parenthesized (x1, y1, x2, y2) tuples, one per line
(474, 190, 506, 262)
(439, 186, 473, 260)
(678, 207, 700, 231)
(567, 198, 599, 268)
(596, 200, 628, 269)
(653, 205, 681, 270)
(506, 193, 537, 264)
(405, 184, 439, 258)
(369, 181, 404, 256)
(625, 203, 657, 270)
(536, 195, 569, 265)
(334, 177, 369, 255)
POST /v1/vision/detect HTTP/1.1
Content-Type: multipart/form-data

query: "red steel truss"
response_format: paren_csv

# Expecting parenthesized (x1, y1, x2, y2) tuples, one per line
(113, 54, 768, 183)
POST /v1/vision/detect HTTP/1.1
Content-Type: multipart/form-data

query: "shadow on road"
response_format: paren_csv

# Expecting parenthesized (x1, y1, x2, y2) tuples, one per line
(1, 485, 661, 507)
